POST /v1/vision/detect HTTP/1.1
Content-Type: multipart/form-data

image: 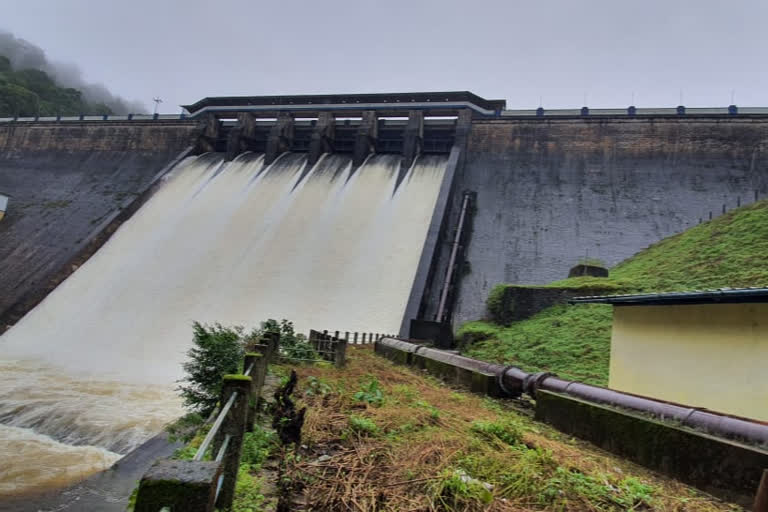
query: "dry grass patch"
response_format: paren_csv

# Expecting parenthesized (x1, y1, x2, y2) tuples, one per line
(277, 347, 739, 511)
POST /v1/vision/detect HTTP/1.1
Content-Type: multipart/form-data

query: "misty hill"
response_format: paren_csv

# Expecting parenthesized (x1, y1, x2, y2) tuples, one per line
(459, 198, 768, 385)
(0, 55, 114, 117)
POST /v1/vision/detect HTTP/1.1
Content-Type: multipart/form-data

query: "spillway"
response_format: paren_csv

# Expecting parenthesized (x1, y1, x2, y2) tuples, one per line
(0, 151, 447, 495)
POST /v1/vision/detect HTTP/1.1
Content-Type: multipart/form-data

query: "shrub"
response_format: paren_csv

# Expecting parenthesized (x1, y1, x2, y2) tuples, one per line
(177, 322, 247, 416)
(486, 284, 508, 322)
(263, 318, 317, 360)
(434, 469, 493, 508)
(354, 376, 384, 407)
(347, 415, 378, 436)
(470, 418, 523, 446)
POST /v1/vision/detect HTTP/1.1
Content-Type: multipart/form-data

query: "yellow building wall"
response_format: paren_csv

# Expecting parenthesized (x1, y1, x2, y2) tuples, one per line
(609, 303, 768, 422)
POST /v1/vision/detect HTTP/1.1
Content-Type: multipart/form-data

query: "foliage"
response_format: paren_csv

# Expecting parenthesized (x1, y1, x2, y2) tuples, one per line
(231, 465, 266, 512)
(165, 412, 204, 444)
(485, 283, 508, 322)
(461, 304, 613, 386)
(353, 376, 384, 406)
(283, 349, 730, 511)
(240, 428, 277, 470)
(470, 418, 523, 446)
(347, 414, 379, 436)
(0, 55, 116, 117)
(176, 322, 247, 416)
(304, 376, 332, 397)
(433, 469, 493, 509)
(259, 318, 316, 360)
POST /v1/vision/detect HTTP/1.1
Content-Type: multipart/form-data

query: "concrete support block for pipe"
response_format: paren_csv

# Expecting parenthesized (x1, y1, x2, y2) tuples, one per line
(535, 389, 768, 507)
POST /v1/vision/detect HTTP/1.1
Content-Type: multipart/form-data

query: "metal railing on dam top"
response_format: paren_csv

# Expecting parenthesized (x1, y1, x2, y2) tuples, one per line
(3, 105, 768, 125)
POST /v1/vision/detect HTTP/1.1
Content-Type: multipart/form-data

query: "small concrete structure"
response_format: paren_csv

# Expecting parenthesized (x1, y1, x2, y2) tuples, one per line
(0, 194, 7, 221)
(571, 288, 768, 422)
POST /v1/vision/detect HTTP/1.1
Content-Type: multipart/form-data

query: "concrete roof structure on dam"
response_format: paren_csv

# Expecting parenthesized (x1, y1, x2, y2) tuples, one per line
(182, 91, 507, 117)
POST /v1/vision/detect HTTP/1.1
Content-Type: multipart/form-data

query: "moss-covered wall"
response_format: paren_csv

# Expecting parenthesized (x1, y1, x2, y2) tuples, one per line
(535, 389, 768, 506)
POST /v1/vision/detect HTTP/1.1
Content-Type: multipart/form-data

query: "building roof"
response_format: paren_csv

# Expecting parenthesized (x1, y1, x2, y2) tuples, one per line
(569, 287, 768, 306)
(182, 91, 506, 115)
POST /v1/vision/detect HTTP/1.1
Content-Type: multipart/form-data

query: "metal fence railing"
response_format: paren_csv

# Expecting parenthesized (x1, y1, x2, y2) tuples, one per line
(133, 332, 279, 512)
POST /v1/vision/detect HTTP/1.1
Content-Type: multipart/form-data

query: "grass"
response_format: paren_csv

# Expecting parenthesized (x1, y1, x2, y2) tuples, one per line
(279, 347, 737, 511)
(460, 199, 768, 386)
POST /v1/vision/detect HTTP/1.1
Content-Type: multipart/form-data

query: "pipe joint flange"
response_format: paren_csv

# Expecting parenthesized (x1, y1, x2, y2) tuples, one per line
(497, 365, 521, 397)
(524, 372, 556, 395)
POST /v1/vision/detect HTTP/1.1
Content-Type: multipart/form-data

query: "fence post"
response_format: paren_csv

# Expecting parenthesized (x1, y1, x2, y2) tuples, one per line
(755, 469, 768, 512)
(345, 332, 349, 343)
(134, 459, 221, 512)
(213, 375, 252, 510)
(334, 338, 348, 368)
(362, 333, 367, 343)
(354, 332, 358, 344)
(244, 349, 268, 431)
(334, 330, 340, 340)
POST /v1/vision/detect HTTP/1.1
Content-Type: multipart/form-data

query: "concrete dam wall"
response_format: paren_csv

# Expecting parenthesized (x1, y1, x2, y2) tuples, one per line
(443, 117, 768, 325)
(2, 93, 768, 499)
(0, 120, 199, 328)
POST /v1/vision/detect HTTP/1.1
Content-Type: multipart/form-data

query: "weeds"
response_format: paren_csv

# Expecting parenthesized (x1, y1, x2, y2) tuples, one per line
(354, 376, 384, 407)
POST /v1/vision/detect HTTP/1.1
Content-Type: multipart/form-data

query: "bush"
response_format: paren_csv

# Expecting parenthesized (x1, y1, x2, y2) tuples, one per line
(486, 284, 508, 322)
(354, 376, 384, 407)
(262, 318, 316, 360)
(470, 418, 523, 446)
(177, 322, 247, 416)
(347, 415, 379, 436)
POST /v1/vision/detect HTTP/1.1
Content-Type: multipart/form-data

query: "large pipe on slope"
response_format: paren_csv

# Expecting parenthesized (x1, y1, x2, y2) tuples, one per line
(378, 338, 768, 446)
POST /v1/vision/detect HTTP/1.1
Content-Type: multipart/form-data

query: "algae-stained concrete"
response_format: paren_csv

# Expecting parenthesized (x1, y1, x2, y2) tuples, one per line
(535, 389, 768, 506)
(448, 117, 768, 325)
(0, 121, 198, 327)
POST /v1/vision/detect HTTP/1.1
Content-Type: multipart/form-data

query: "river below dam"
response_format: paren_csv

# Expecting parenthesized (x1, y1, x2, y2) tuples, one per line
(0, 151, 447, 497)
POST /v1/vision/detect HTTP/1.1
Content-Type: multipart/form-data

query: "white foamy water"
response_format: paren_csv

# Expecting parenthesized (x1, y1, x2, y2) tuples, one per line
(0, 151, 447, 496)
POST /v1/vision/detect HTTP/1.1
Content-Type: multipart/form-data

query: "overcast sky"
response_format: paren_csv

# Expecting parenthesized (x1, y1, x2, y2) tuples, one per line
(2, 0, 766, 113)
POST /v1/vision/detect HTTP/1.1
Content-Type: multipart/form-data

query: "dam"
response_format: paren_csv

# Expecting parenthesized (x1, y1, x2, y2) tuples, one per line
(1, 92, 767, 497)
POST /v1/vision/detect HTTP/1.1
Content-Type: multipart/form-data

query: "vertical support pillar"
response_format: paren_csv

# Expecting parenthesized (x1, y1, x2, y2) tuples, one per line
(334, 338, 348, 368)
(225, 125, 242, 162)
(244, 348, 268, 430)
(354, 332, 359, 344)
(402, 110, 424, 170)
(308, 111, 335, 165)
(265, 112, 294, 164)
(353, 111, 378, 167)
(262, 330, 280, 361)
(238, 112, 256, 150)
(197, 112, 219, 153)
(134, 459, 221, 512)
(755, 469, 768, 512)
(212, 375, 251, 511)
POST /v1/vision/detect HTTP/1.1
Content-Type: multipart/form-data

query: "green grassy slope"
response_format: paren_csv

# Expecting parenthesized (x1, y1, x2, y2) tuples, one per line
(460, 199, 768, 386)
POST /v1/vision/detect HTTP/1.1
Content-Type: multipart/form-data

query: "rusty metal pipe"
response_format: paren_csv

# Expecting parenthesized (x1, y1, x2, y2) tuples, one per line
(378, 338, 768, 446)
(522, 375, 768, 446)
